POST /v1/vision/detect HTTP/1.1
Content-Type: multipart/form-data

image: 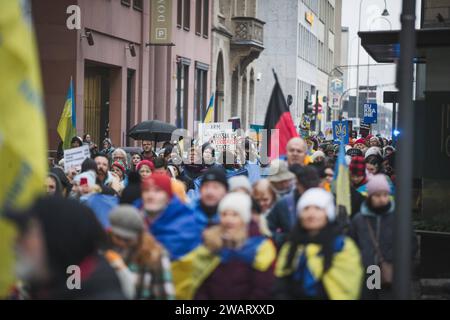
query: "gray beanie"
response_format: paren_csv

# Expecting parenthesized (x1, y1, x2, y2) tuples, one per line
(109, 205, 144, 240)
(228, 175, 252, 194)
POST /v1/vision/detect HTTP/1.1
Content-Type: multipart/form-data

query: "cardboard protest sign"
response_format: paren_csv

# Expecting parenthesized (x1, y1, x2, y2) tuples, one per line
(64, 145, 90, 172)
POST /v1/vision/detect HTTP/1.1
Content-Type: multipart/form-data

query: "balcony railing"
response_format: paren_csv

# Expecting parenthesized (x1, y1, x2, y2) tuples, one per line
(231, 17, 265, 48)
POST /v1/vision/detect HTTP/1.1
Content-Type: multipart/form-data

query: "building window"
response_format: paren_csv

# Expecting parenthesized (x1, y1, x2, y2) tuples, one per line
(184, 0, 191, 30)
(176, 58, 191, 129)
(203, 0, 209, 38)
(133, 0, 143, 11)
(121, 0, 131, 7)
(195, 0, 202, 35)
(194, 62, 209, 123)
(177, 0, 183, 27)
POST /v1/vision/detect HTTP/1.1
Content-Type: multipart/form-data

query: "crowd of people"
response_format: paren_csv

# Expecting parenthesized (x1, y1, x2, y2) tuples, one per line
(6, 132, 415, 300)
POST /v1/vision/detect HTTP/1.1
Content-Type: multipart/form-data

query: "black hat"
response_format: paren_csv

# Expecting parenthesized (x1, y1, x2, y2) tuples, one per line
(346, 148, 363, 157)
(201, 167, 228, 190)
(71, 136, 83, 146)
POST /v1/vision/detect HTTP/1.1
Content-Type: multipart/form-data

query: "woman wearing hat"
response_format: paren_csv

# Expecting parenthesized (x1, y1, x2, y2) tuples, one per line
(111, 161, 127, 194)
(349, 175, 416, 300)
(274, 188, 363, 300)
(136, 160, 155, 180)
(189, 192, 276, 300)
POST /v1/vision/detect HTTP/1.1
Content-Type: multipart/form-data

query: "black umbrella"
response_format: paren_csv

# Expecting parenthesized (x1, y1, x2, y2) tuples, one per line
(128, 120, 177, 144)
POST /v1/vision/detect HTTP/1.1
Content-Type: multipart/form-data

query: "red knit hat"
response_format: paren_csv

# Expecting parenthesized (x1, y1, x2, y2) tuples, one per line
(354, 138, 366, 145)
(136, 160, 155, 172)
(141, 173, 173, 198)
(349, 156, 366, 177)
(111, 161, 126, 174)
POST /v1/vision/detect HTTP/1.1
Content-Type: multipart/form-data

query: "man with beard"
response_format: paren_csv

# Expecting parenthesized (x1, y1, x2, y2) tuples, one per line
(190, 167, 229, 229)
(94, 153, 122, 193)
(141, 140, 157, 162)
(267, 165, 321, 249)
(267, 159, 296, 199)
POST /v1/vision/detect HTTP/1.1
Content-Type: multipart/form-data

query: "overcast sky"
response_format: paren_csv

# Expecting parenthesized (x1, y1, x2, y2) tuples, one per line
(341, 0, 422, 108)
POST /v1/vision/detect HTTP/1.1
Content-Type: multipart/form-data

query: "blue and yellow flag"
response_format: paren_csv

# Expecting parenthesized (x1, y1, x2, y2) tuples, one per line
(203, 93, 215, 123)
(0, 0, 47, 297)
(334, 142, 351, 215)
(57, 78, 76, 150)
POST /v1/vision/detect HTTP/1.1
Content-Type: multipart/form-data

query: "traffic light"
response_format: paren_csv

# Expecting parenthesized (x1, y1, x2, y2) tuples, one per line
(304, 95, 313, 114)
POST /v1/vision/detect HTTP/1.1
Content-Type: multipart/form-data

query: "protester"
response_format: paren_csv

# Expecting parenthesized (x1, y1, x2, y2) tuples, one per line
(6, 197, 125, 299)
(94, 153, 122, 193)
(50, 167, 72, 197)
(83, 133, 98, 156)
(268, 165, 321, 248)
(190, 167, 229, 229)
(311, 150, 325, 164)
(383, 146, 395, 158)
(106, 205, 175, 300)
(273, 188, 363, 300)
(349, 174, 415, 299)
(45, 173, 62, 196)
(192, 193, 276, 300)
(152, 157, 188, 203)
(141, 173, 202, 260)
(136, 160, 154, 180)
(130, 153, 143, 172)
(252, 179, 277, 216)
(383, 152, 396, 183)
(228, 175, 252, 195)
(142, 140, 156, 162)
(365, 154, 384, 175)
(286, 137, 309, 167)
(267, 159, 296, 199)
(70, 136, 83, 149)
(112, 148, 129, 170)
(353, 138, 367, 154)
(350, 156, 369, 196)
(111, 161, 126, 193)
(101, 138, 115, 158)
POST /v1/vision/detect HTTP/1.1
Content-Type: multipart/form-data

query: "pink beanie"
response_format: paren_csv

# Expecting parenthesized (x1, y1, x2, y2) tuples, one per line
(367, 174, 390, 196)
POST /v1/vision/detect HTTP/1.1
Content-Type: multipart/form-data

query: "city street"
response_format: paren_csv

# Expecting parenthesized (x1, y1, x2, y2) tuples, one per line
(1, 0, 450, 304)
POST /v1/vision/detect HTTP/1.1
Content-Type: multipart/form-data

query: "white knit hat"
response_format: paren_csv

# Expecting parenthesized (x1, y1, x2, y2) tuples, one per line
(311, 150, 325, 162)
(297, 188, 336, 222)
(228, 175, 252, 194)
(365, 146, 382, 158)
(218, 192, 252, 224)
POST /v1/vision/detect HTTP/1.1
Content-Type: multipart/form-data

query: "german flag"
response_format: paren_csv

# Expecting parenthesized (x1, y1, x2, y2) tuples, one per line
(262, 70, 299, 159)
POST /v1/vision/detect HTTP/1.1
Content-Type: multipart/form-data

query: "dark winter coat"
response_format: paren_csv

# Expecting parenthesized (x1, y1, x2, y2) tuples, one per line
(349, 201, 417, 299)
(267, 189, 301, 248)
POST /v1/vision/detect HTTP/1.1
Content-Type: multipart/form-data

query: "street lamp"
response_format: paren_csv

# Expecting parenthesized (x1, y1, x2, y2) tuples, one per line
(382, 0, 390, 16)
(356, 0, 390, 123)
(366, 16, 392, 101)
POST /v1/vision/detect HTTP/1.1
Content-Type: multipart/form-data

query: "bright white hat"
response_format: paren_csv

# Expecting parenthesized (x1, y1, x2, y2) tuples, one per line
(297, 188, 336, 222)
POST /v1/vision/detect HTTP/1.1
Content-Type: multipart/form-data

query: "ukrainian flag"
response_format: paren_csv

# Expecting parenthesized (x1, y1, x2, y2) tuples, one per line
(0, 0, 47, 297)
(334, 142, 351, 216)
(203, 93, 215, 123)
(57, 78, 76, 150)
